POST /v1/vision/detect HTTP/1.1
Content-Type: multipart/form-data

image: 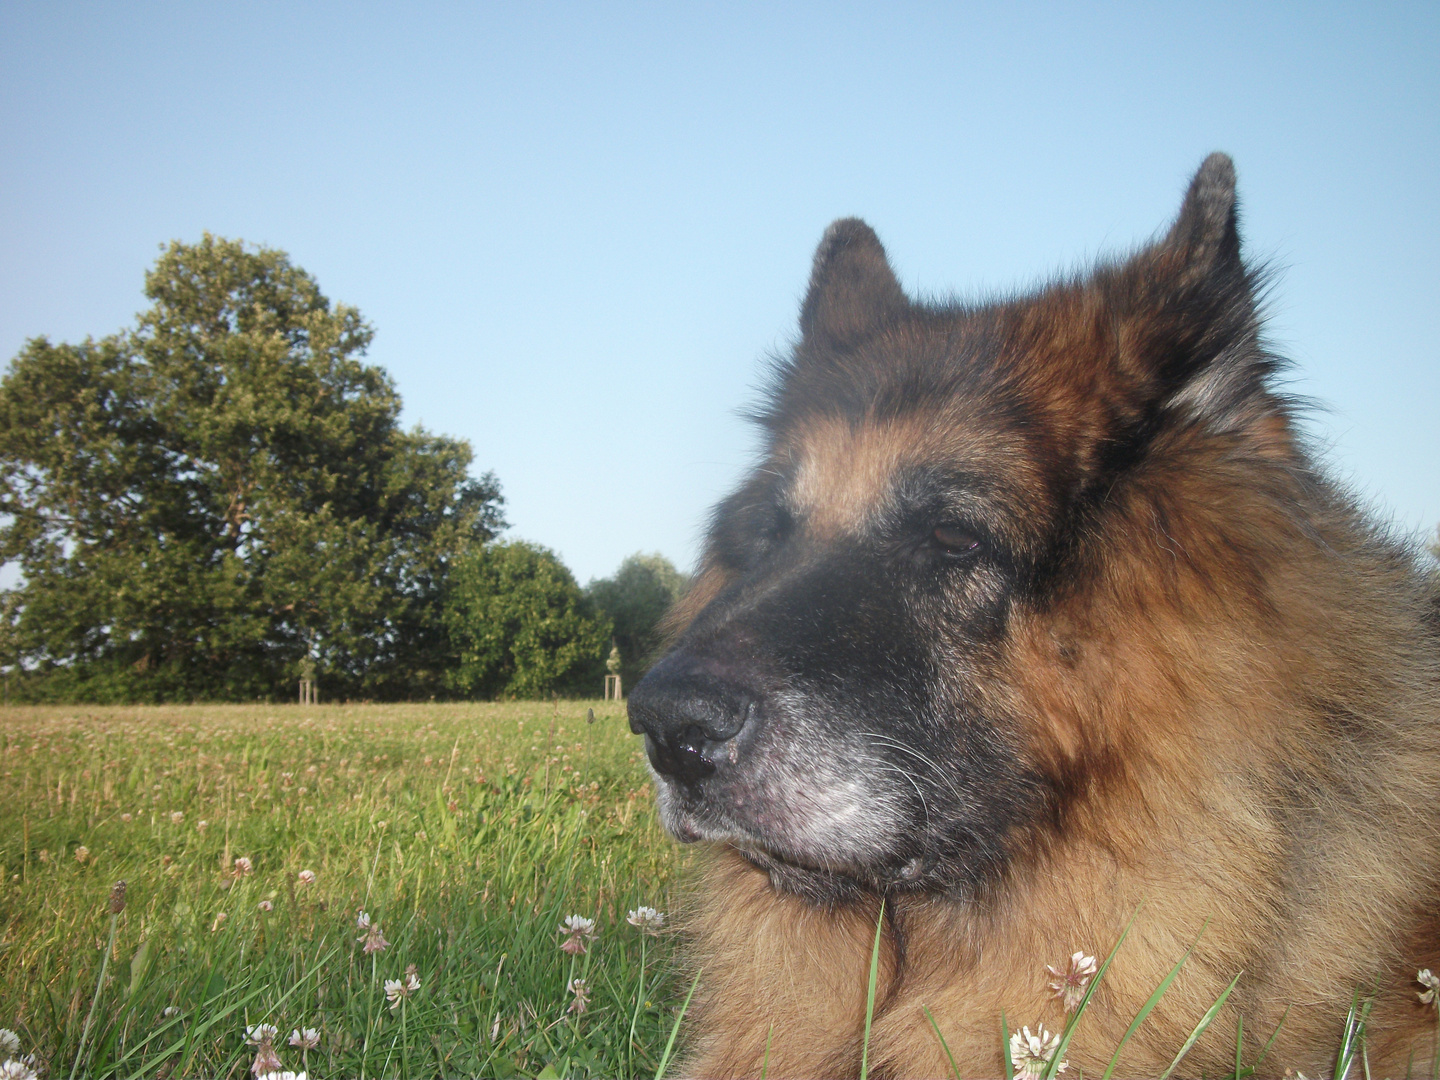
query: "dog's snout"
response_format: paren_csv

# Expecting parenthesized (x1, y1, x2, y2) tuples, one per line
(627, 654, 758, 785)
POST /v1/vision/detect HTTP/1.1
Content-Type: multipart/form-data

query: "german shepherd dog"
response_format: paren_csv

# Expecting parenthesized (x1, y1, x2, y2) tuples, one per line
(627, 155, 1440, 1077)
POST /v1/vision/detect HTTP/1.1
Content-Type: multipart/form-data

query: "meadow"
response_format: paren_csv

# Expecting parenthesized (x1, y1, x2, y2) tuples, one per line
(0, 701, 689, 1079)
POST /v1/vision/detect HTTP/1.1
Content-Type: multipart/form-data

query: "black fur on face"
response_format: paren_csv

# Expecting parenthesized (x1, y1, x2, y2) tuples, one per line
(628, 154, 1281, 903)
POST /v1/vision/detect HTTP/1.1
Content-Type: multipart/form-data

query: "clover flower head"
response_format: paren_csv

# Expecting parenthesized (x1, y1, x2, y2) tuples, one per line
(404, 963, 421, 994)
(257, 1073, 308, 1080)
(120, 813, 133, 822)
(0, 1031, 18, 1056)
(626, 906, 665, 934)
(250, 1044, 283, 1077)
(1047, 950, 1098, 1012)
(1419, 968, 1440, 1006)
(384, 977, 414, 1010)
(258, 900, 273, 913)
(356, 909, 371, 930)
(360, 922, 390, 954)
(74, 845, 91, 865)
(246, 1023, 282, 1077)
(567, 977, 591, 1014)
(297, 869, 316, 885)
(170, 811, 184, 825)
(233, 856, 254, 877)
(289, 1027, 320, 1050)
(0, 1059, 37, 1080)
(1010, 1024, 1066, 1079)
(559, 913, 598, 955)
(196, 820, 208, 833)
(162, 1006, 181, 1018)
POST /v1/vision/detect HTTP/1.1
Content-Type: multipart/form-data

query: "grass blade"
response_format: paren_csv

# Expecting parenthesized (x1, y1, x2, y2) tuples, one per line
(1334, 989, 1374, 1080)
(924, 1004, 960, 1080)
(1100, 917, 1210, 1080)
(1157, 970, 1243, 1080)
(860, 899, 887, 1080)
(1001, 1009, 1014, 1080)
(1245, 1005, 1288, 1078)
(654, 967, 701, 1080)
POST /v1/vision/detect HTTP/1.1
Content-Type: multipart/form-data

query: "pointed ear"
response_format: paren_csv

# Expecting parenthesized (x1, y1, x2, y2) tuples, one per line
(1161, 152, 1243, 286)
(799, 219, 908, 349)
(1117, 154, 1293, 455)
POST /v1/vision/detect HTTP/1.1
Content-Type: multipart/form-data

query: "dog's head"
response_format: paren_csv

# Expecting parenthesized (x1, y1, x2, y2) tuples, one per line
(629, 154, 1298, 902)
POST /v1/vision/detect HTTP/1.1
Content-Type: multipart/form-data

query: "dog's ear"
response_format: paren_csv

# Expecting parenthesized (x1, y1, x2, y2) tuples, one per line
(1113, 154, 1286, 444)
(799, 219, 908, 350)
(1161, 152, 1243, 288)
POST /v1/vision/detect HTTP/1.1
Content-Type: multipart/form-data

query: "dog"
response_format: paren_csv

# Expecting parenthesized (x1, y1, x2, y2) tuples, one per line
(627, 154, 1440, 1077)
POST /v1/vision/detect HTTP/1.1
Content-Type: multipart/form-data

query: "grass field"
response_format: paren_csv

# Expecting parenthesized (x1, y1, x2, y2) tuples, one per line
(0, 701, 690, 1079)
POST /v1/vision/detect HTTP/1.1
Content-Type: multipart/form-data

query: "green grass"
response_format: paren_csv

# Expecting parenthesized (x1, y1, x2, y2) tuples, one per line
(0, 701, 688, 1079)
(0, 701, 1410, 1079)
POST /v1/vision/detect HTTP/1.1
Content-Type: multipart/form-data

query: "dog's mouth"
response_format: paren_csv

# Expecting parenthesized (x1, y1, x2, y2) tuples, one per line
(653, 762, 941, 900)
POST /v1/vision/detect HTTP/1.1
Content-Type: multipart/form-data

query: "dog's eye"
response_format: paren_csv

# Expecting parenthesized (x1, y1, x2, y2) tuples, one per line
(931, 524, 981, 557)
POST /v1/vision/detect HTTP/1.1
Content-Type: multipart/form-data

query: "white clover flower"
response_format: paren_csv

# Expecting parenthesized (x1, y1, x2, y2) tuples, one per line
(0, 1031, 17, 1055)
(567, 977, 591, 1014)
(559, 913, 598, 955)
(360, 922, 390, 954)
(356, 909, 371, 929)
(384, 978, 407, 1009)
(233, 856, 254, 877)
(1047, 950, 1098, 1012)
(161, 1006, 181, 1018)
(258, 1072, 308, 1080)
(0, 1059, 36, 1080)
(1419, 968, 1440, 1006)
(245, 1024, 280, 1046)
(403, 963, 421, 994)
(74, 845, 90, 865)
(1010, 1024, 1066, 1079)
(297, 869, 316, 885)
(120, 813, 133, 822)
(170, 811, 184, 825)
(626, 906, 665, 934)
(258, 900, 273, 913)
(288, 1028, 320, 1050)
(196, 820, 208, 833)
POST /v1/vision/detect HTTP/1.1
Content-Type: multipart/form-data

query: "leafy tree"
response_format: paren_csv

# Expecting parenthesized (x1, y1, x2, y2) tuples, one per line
(0, 234, 504, 701)
(586, 552, 690, 690)
(442, 541, 610, 699)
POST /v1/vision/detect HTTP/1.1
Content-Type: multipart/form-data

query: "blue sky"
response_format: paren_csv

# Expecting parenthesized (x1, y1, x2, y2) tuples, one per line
(2, 3, 1436, 582)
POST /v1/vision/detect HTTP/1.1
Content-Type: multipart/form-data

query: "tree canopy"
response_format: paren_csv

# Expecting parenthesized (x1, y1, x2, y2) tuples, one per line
(586, 552, 690, 689)
(0, 235, 504, 701)
(442, 540, 611, 699)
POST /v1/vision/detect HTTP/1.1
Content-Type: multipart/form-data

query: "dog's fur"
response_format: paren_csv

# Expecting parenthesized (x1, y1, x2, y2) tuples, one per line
(627, 154, 1440, 1077)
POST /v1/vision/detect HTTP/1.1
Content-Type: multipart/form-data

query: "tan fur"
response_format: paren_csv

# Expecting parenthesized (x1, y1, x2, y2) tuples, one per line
(676, 424, 1440, 1075)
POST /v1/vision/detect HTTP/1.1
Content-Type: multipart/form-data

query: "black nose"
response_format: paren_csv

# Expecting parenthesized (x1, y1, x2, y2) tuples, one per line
(627, 653, 757, 786)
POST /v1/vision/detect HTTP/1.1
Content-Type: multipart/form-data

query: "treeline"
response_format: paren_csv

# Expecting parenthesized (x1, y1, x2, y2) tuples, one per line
(0, 236, 684, 703)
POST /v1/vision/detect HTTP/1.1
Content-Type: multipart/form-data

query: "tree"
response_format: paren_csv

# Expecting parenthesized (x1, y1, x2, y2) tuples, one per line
(0, 234, 504, 701)
(586, 552, 690, 690)
(442, 541, 610, 699)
